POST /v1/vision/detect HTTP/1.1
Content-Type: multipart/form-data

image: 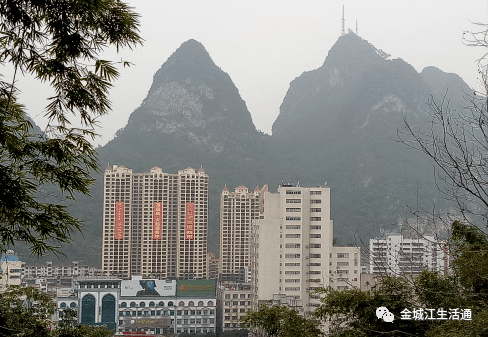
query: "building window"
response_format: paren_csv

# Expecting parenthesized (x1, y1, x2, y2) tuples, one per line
(285, 225, 301, 230)
(310, 226, 321, 230)
(286, 190, 301, 195)
(286, 208, 301, 212)
(310, 254, 321, 258)
(310, 217, 321, 221)
(286, 234, 300, 238)
(285, 254, 300, 258)
(81, 294, 96, 324)
(337, 253, 349, 258)
(284, 287, 300, 291)
(284, 279, 300, 283)
(310, 199, 321, 204)
(286, 216, 301, 221)
(286, 199, 301, 203)
(310, 208, 321, 212)
(285, 243, 301, 248)
(102, 294, 116, 324)
(310, 191, 322, 195)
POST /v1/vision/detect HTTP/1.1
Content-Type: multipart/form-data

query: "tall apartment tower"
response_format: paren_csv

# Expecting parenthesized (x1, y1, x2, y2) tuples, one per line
(102, 165, 208, 280)
(251, 184, 360, 313)
(219, 185, 267, 282)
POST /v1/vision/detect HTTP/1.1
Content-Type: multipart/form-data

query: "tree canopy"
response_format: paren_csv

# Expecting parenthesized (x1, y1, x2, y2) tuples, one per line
(0, 0, 141, 256)
(240, 304, 322, 337)
(314, 220, 488, 336)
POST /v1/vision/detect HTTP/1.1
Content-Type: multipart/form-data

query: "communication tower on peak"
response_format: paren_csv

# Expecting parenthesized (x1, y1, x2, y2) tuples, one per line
(341, 5, 345, 36)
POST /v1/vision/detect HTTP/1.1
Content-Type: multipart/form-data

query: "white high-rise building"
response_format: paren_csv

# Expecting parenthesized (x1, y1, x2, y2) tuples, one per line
(219, 185, 267, 282)
(102, 165, 208, 279)
(251, 185, 360, 313)
(369, 233, 449, 275)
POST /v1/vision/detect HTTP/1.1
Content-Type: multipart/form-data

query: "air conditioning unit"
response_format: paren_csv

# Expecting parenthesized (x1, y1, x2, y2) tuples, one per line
(306, 256, 309, 259)
(306, 272, 309, 274)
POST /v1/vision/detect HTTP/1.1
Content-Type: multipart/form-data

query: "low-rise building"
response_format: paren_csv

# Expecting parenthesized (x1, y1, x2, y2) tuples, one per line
(55, 277, 217, 335)
(369, 233, 449, 275)
(22, 260, 102, 278)
(216, 282, 252, 332)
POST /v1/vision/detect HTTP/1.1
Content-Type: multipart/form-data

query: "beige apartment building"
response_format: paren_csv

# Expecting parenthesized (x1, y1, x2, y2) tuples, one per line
(219, 185, 267, 282)
(102, 165, 209, 279)
(0, 250, 22, 293)
(251, 185, 360, 313)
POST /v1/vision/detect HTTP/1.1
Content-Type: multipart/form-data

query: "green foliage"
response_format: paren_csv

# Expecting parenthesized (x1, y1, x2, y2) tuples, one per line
(240, 304, 322, 337)
(0, 286, 54, 337)
(0, 0, 141, 256)
(451, 221, 488, 303)
(314, 276, 434, 336)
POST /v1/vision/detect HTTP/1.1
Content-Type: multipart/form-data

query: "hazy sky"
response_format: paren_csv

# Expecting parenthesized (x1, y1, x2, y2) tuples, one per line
(7, 1, 488, 146)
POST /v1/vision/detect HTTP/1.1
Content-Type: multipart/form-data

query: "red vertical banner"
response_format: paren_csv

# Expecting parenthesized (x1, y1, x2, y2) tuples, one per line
(114, 202, 124, 240)
(153, 202, 162, 240)
(185, 203, 195, 240)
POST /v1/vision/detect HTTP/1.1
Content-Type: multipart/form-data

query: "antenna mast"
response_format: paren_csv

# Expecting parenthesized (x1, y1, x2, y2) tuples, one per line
(341, 5, 345, 36)
(356, 19, 358, 35)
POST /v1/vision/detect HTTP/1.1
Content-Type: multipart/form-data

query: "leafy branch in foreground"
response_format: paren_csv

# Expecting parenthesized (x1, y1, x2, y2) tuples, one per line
(0, 0, 142, 256)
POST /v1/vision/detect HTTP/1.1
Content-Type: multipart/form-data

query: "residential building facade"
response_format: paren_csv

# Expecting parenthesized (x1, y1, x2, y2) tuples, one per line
(102, 165, 209, 279)
(0, 250, 21, 293)
(219, 185, 266, 282)
(216, 282, 252, 332)
(22, 261, 102, 278)
(369, 233, 449, 275)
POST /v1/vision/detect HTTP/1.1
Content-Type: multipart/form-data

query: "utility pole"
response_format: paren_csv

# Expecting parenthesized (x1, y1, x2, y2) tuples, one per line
(341, 5, 345, 36)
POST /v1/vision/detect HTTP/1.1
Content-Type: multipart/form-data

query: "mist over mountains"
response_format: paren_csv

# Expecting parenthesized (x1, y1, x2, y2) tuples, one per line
(22, 33, 472, 266)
